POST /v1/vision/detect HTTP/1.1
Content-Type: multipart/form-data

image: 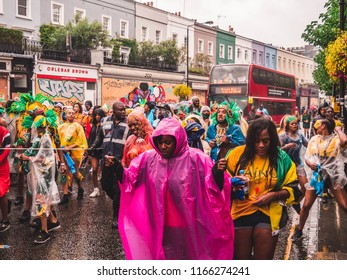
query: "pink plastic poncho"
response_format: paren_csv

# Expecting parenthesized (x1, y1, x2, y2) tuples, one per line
(119, 118, 234, 260)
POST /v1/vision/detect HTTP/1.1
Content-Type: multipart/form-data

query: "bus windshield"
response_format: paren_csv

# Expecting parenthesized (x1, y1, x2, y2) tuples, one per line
(210, 65, 249, 85)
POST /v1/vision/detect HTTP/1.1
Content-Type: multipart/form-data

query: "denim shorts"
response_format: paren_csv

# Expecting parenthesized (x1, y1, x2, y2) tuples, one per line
(233, 210, 271, 230)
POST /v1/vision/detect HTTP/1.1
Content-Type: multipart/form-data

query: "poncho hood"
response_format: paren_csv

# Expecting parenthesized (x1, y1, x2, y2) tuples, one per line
(150, 117, 188, 158)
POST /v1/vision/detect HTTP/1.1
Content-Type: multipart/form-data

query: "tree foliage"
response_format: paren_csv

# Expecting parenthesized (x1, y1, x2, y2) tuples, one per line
(39, 16, 109, 51)
(301, 0, 347, 94)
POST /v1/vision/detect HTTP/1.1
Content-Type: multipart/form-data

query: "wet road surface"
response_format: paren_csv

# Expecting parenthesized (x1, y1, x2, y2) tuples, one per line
(0, 167, 125, 260)
(1, 165, 344, 260)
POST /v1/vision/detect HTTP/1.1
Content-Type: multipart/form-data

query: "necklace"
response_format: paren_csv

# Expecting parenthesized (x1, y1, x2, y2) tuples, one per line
(215, 124, 228, 146)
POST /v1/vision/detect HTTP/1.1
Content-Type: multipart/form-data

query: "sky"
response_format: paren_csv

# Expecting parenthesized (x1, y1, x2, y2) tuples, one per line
(139, 0, 328, 48)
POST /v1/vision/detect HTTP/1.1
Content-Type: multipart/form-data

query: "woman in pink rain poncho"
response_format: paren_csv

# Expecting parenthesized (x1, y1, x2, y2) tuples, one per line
(116, 117, 234, 260)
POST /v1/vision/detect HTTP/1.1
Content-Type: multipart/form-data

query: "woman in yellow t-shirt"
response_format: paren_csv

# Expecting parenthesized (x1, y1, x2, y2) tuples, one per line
(218, 118, 300, 260)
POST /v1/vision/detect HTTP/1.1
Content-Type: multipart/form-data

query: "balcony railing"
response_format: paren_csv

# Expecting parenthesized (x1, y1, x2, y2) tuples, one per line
(0, 42, 23, 54)
(104, 56, 178, 72)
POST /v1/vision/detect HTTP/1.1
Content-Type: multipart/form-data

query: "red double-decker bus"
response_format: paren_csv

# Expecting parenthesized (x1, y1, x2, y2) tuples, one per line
(207, 64, 296, 124)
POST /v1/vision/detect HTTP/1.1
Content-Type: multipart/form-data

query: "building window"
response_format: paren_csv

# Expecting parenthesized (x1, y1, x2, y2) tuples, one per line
(259, 51, 263, 64)
(245, 50, 248, 60)
(266, 54, 270, 65)
(271, 55, 275, 68)
(198, 39, 204, 53)
(172, 33, 178, 42)
(120, 20, 128, 38)
(208, 42, 213, 56)
(184, 36, 187, 47)
(252, 50, 257, 63)
(141, 26, 148, 41)
(219, 44, 225, 58)
(155, 30, 161, 44)
(288, 59, 291, 73)
(51, 2, 64, 25)
(228, 46, 233, 60)
(237, 48, 241, 59)
(17, 0, 30, 18)
(74, 8, 86, 20)
(102, 15, 111, 35)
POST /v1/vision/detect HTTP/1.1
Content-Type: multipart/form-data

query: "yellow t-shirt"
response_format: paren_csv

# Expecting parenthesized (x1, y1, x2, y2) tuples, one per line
(227, 146, 278, 220)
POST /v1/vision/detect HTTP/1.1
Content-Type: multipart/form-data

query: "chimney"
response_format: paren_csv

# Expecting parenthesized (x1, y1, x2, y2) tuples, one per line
(178, 11, 181, 16)
(150, 1, 153, 6)
(229, 25, 234, 33)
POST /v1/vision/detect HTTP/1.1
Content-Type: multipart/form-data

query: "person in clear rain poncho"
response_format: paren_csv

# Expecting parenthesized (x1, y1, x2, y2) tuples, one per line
(19, 115, 61, 243)
(292, 118, 347, 241)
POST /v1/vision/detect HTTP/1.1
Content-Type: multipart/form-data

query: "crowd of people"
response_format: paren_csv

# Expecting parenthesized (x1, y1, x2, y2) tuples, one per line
(0, 94, 346, 260)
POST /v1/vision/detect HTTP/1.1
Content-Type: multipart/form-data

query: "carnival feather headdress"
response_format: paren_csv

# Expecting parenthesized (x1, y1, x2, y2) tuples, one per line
(210, 101, 240, 125)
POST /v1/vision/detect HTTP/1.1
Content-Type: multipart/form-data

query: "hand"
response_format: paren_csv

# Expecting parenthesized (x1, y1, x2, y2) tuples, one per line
(221, 135, 230, 143)
(209, 140, 216, 148)
(20, 154, 30, 161)
(217, 158, 227, 171)
(306, 161, 318, 171)
(104, 155, 115, 167)
(252, 192, 275, 207)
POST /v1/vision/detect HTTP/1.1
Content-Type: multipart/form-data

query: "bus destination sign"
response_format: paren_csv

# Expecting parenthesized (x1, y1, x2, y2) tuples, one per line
(218, 87, 242, 94)
(268, 87, 292, 98)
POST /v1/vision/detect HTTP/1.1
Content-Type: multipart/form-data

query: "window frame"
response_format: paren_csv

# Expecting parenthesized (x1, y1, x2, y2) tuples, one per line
(16, 0, 31, 19)
(227, 46, 233, 60)
(198, 39, 204, 54)
(219, 44, 225, 59)
(141, 26, 148, 41)
(102, 15, 112, 36)
(208, 41, 213, 56)
(51, 1, 64, 25)
(120, 19, 129, 38)
(155, 30, 161, 44)
(74, 7, 86, 20)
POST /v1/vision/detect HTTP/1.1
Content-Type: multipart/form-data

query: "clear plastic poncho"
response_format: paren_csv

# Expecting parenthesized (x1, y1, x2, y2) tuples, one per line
(305, 134, 347, 190)
(27, 132, 60, 217)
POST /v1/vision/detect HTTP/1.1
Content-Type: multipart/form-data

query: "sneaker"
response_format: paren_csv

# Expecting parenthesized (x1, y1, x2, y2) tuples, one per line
(291, 227, 303, 241)
(19, 209, 31, 222)
(14, 195, 24, 205)
(30, 218, 42, 230)
(97, 172, 102, 182)
(0, 220, 10, 233)
(47, 220, 61, 232)
(89, 188, 100, 198)
(58, 194, 69, 205)
(34, 230, 50, 244)
(77, 187, 84, 200)
(89, 167, 93, 174)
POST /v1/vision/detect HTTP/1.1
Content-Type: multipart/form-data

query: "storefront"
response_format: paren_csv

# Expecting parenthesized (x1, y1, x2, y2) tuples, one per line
(34, 61, 98, 106)
(10, 57, 33, 99)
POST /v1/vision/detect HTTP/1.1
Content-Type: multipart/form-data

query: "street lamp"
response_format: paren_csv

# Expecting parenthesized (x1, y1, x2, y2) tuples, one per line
(186, 20, 213, 86)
